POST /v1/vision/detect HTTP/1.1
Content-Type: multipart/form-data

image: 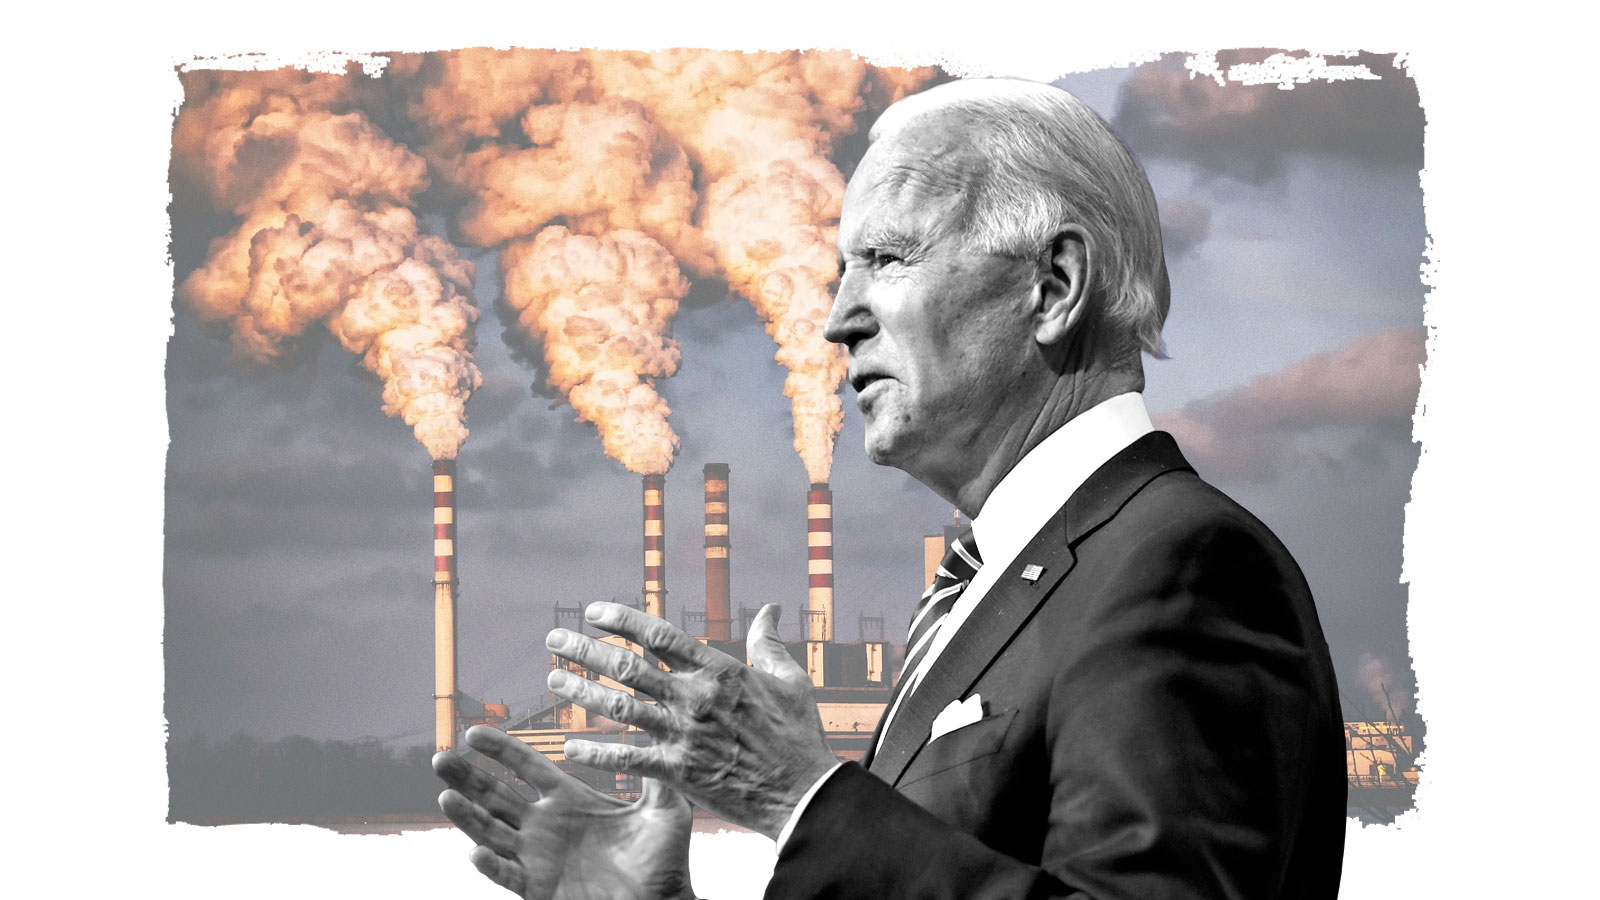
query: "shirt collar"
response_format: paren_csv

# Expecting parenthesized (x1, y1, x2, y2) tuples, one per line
(969, 392, 1154, 577)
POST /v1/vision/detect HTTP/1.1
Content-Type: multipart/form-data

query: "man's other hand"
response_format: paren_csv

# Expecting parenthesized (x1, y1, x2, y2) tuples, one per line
(546, 602, 837, 839)
(433, 725, 695, 900)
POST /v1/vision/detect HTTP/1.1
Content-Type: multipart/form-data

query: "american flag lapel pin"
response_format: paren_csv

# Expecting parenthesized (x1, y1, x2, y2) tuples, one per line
(1020, 564, 1044, 583)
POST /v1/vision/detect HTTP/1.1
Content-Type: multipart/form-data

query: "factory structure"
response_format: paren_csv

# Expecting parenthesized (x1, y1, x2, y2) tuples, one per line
(486, 464, 896, 792)
(428, 461, 1422, 803)
(427, 458, 910, 785)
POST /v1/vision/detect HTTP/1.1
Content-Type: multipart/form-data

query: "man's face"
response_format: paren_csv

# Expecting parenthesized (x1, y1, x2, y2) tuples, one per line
(825, 124, 1040, 490)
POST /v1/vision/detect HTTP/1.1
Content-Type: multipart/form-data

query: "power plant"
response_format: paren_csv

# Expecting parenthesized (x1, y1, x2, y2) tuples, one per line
(469, 463, 893, 791)
(429, 466, 1421, 809)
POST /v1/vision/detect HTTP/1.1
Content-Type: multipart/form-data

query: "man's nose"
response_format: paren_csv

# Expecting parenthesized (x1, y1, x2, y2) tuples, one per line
(824, 272, 874, 349)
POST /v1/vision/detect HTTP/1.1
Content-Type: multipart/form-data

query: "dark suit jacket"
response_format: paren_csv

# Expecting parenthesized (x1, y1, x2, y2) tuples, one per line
(766, 432, 1345, 900)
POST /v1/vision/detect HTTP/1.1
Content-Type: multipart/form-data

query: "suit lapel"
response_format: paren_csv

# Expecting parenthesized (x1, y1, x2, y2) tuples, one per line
(869, 431, 1193, 787)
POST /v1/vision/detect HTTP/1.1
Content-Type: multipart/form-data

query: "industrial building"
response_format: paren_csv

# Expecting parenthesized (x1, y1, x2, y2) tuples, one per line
(428, 459, 1420, 803)
(422, 461, 901, 794)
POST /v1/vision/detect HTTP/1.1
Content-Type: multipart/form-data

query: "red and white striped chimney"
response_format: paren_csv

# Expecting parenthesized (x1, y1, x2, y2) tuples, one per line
(643, 473, 666, 620)
(433, 458, 458, 752)
(806, 482, 834, 642)
(704, 463, 731, 641)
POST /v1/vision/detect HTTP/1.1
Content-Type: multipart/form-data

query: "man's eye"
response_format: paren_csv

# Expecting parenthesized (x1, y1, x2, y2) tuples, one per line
(873, 251, 903, 267)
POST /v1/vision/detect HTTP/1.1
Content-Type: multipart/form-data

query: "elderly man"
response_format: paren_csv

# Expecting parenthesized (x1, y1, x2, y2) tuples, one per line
(434, 78, 1346, 900)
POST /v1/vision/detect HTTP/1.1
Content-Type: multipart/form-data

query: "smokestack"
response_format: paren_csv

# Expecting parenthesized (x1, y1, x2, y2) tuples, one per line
(923, 522, 963, 588)
(643, 473, 666, 619)
(806, 482, 834, 642)
(433, 458, 459, 752)
(704, 463, 731, 641)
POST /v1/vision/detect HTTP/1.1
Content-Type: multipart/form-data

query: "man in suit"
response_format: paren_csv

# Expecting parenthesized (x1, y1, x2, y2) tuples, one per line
(433, 78, 1346, 900)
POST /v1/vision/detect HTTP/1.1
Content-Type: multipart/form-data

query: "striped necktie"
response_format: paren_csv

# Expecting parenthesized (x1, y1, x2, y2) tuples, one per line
(900, 529, 982, 687)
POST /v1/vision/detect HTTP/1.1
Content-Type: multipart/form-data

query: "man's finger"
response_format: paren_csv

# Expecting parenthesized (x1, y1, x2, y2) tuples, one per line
(584, 601, 722, 672)
(440, 789, 521, 856)
(468, 845, 525, 896)
(548, 668, 675, 734)
(565, 737, 676, 782)
(547, 627, 678, 699)
(432, 749, 527, 827)
(746, 603, 810, 687)
(462, 725, 568, 795)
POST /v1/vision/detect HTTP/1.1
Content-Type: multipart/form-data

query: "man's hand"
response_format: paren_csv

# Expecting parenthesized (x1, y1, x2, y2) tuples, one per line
(545, 602, 838, 839)
(433, 725, 695, 900)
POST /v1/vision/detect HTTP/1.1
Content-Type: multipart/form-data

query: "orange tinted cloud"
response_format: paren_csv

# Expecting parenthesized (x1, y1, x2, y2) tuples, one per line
(1155, 328, 1425, 479)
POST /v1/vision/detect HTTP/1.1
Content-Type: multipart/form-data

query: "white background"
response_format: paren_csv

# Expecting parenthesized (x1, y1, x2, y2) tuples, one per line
(6, 1, 1595, 896)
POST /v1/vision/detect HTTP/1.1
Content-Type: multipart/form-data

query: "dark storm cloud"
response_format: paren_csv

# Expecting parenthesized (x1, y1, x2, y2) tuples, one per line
(166, 314, 445, 467)
(1113, 50, 1423, 185)
(165, 324, 431, 560)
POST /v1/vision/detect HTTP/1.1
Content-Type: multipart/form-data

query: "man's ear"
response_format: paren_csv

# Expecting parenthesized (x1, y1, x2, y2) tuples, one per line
(1033, 227, 1091, 347)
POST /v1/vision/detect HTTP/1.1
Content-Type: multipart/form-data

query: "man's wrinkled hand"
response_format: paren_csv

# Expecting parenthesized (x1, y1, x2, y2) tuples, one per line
(545, 602, 837, 839)
(433, 725, 695, 900)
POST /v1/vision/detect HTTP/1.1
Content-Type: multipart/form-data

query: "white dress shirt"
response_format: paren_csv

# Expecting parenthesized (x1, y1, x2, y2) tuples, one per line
(775, 392, 1155, 851)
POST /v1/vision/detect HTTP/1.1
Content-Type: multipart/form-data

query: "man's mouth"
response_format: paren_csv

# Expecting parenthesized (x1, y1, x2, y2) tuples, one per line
(850, 372, 889, 394)
(852, 374, 894, 407)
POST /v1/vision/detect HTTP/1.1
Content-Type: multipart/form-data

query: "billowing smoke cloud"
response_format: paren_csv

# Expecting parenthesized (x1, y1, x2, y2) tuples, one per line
(1113, 50, 1423, 185)
(583, 51, 933, 483)
(173, 70, 482, 460)
(394, 49, 933, 480)
(172, 52, 935, 473)
(450, 99, 711, 276)
(1155, 328, 1424, 480)
(501, 227, 688, 475)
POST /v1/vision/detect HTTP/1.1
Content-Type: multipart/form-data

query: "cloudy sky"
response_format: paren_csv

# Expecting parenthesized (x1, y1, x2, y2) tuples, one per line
(164, 48, 1426, 748)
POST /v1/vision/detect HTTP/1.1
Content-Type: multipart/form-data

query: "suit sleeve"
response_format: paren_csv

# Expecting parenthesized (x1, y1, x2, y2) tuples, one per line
(764, 510, 1340, 900)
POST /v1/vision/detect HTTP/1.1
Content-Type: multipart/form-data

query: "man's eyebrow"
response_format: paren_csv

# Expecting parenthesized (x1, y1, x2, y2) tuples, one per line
(843, 224, 922, 257)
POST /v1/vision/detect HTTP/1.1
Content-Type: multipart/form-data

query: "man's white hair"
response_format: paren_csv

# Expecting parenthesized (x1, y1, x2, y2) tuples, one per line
(873, 79, 1170, 359)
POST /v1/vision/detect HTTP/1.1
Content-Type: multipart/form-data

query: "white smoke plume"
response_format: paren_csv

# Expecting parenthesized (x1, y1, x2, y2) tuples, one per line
(583, 50, 934, 482)
(173, 53, 936, 470)
(395, 49, 935, 480)
(173, 70, 482, 459)
(500, 227, 687, 475)
(451, 99, 712, 275)
(390, 49, 591, 168)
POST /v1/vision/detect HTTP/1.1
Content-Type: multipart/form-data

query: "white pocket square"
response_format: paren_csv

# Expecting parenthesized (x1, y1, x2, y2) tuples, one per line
(929, 693, 984, 742)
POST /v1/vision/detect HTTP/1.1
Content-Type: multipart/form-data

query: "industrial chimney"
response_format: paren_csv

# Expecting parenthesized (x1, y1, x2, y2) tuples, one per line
(433, 458, 459, 752)
(643, 474, 666, 620)
(804, 482, 835, 685)
(704, 463, 731, 641)
(807, 482, 835, 627)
